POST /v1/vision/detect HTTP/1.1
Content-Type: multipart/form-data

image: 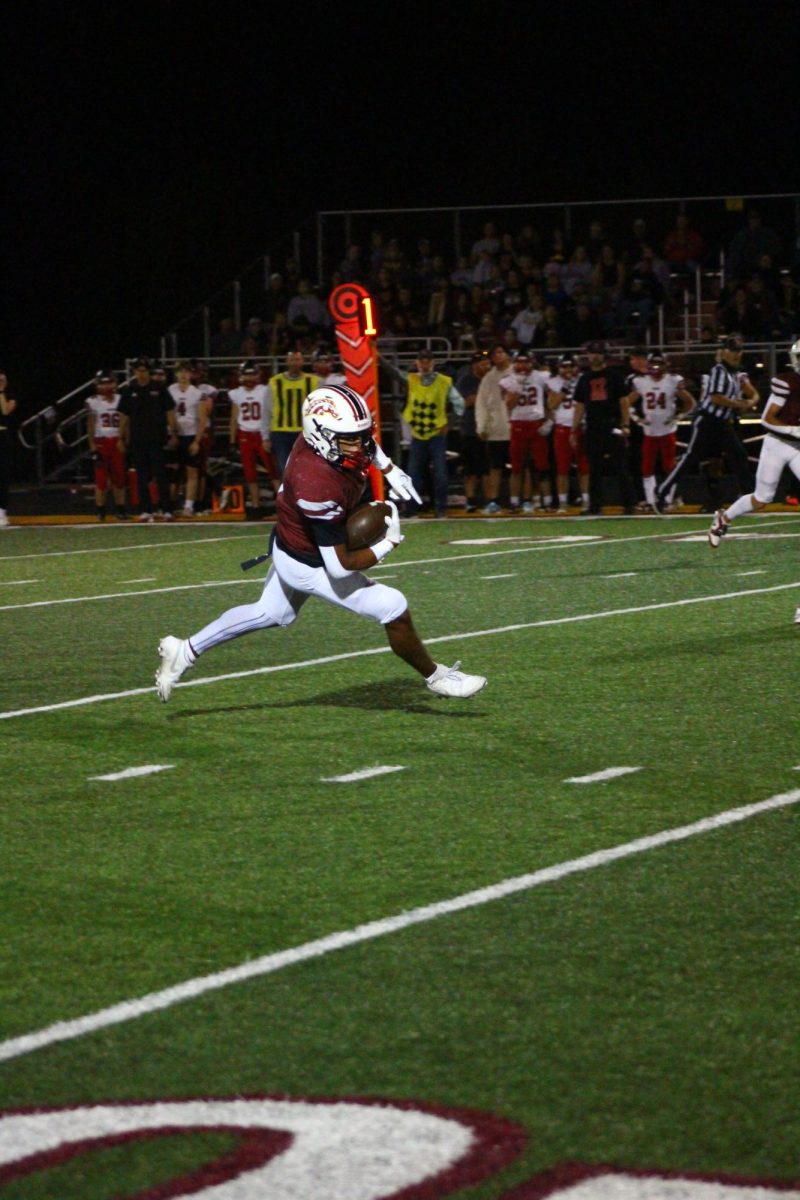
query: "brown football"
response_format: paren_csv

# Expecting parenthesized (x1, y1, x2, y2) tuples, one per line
(346, 501, 392, 550)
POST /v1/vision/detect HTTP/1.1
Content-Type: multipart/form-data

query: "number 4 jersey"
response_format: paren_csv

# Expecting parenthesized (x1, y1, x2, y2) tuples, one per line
(168, 382, 206, 437)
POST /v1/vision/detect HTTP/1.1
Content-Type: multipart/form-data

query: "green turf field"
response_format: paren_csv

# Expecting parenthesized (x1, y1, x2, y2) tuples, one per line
(0, 515, 798, 1198)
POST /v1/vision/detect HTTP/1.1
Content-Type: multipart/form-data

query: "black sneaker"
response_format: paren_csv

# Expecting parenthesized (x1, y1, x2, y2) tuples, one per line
(651, 491, 667, 515)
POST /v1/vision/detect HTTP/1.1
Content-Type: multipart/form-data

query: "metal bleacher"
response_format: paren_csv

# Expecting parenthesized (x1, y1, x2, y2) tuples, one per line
(14, 192, 799, 507)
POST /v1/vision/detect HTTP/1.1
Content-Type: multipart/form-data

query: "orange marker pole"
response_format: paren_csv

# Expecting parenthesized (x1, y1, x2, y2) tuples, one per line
(328, 283, 383, 501)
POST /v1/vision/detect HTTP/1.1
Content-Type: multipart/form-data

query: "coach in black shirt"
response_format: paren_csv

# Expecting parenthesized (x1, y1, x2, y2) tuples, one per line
(118, 357, 178, 521)
(572, 341, 636, 514)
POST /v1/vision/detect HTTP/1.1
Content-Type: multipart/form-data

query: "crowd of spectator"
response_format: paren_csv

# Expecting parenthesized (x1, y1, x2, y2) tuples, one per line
(209, 207, 800, 367)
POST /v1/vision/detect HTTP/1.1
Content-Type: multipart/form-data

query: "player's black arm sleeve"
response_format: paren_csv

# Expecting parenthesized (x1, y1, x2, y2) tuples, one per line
(308, 518, 384, 574)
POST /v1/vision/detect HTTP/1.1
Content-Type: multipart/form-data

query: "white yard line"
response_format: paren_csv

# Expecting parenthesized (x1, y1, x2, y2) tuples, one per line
(736, 570, 767, 576)
(0, 580, 39, 586)
(320, 765, 406, 783)
(0, 578, 253, 613)
(119, 577, 157, 584)
(4, 577, 800, 722)
(1, 786, 797, 1064)
(0, 522, 773, 613)
(565, 767, 642, 784)
(0, 532, 261, 563)
(89, 765, 175, 782)
(605, 572, 638, 579)
(481, 573, 517, 580)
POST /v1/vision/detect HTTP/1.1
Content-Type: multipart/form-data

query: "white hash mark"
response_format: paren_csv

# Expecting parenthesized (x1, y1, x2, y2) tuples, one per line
(321, 765, 406, 783)
(565, 766, 642, 784)
(89, 765, 175, 782)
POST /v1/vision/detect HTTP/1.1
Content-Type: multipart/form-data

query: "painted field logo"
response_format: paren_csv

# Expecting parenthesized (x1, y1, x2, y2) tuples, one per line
(0, 1095, 525, 1198)
(1, 1098, 797, 1198)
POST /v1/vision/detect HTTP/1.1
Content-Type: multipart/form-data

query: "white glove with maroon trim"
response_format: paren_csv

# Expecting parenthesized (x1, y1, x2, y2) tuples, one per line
(384, 500, 404, 545)
(384, 463, 422, 505)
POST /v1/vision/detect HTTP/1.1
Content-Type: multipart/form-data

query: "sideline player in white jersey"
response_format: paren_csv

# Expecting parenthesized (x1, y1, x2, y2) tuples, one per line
(312, 349, 347, 387)
(86, 369, 127, 520)
(547, 353, 588, 512)
(168, 361, 207, 516)
(191, 360, 218, 513)
(499, 349, 553, 512)
(624, 353, 695, 510)
(229, 361, 280, 515)
(709, 340, 800, 574)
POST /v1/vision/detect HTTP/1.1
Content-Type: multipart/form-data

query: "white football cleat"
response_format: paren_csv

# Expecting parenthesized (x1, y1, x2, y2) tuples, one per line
(707, 508, 729, 548)
(155, 636, 194, 702)
(426, 661, 487, 698)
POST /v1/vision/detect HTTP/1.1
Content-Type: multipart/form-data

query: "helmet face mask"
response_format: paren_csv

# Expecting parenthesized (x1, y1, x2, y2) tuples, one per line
(790, 338, 800, 372)
(647, 353, 667, 379)
(302, 385, 375, 471)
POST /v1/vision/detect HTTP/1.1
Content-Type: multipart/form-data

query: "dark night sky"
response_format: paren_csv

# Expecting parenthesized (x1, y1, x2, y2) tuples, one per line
(4, 1, 798, 410)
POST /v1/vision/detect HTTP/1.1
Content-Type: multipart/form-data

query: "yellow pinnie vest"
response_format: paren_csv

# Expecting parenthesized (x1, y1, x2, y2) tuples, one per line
(270, 373, 320, 432)
(402, 373, 452, 440)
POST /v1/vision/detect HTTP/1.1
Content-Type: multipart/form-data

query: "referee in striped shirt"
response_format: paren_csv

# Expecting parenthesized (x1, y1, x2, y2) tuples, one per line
(653, 335, 759, 513)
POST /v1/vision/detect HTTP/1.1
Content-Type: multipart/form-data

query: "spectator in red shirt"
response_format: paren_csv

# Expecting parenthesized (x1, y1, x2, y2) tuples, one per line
(663, 213, 705, 277)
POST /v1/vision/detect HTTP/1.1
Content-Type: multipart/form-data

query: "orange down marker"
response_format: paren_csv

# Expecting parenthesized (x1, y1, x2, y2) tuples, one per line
(328, 283, 383, 500)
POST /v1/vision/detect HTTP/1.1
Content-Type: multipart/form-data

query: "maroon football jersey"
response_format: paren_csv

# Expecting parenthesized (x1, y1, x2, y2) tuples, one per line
(276, 436, 367, 565)
(769, 371, 800, 425)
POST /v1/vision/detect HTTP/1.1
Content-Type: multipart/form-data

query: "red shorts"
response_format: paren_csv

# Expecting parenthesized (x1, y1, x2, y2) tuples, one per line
(238, 430, 276, 483)
(553, 426, 589, 475)
(94, 438, 126, 490)
(641, 432, 676, 476)
(509, 420, 550, 474)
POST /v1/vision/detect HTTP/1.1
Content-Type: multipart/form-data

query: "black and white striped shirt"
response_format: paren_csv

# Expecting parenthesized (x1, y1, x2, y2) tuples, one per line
(698, 362, 744, 421)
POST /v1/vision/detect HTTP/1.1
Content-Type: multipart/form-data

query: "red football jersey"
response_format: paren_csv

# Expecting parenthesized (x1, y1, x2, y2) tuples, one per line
(276, 436, 367, 565)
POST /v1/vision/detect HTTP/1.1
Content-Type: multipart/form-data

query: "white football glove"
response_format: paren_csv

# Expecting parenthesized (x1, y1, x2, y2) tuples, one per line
(384, 499, 404, 545)
(384, 463, 422, 505)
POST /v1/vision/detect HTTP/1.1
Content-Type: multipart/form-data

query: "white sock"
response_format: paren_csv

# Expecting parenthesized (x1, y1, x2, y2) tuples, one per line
(724, 494, 757, 521)
(643, 476, 656, 506)
(559, 493, 568, 506)
(510, 496, 520, 508)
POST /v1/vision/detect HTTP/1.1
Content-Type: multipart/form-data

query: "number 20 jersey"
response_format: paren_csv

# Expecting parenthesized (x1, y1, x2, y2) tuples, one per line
(230, 384, 270, 433)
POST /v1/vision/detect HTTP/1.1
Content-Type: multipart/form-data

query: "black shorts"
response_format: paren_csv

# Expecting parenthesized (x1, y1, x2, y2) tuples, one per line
(459, 435, 488, 476)
(170, 435, 201, 469)
(486, 440, 509, 471)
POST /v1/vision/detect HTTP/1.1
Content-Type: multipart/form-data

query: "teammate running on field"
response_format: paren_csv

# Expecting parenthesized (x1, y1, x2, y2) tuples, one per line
(708, 338, 800, 550)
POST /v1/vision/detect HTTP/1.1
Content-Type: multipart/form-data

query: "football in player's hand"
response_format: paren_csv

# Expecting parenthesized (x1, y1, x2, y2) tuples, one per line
(346, 501, 393, 550)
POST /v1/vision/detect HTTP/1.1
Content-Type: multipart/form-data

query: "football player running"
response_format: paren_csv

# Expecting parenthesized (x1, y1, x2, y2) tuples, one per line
(155, 384, 487, 700)
(708, 338, 800, 551)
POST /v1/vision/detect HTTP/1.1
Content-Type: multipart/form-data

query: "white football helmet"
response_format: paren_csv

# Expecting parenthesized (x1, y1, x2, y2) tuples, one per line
(302, 384, 375, 470)
(789, 337, 800, 372)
